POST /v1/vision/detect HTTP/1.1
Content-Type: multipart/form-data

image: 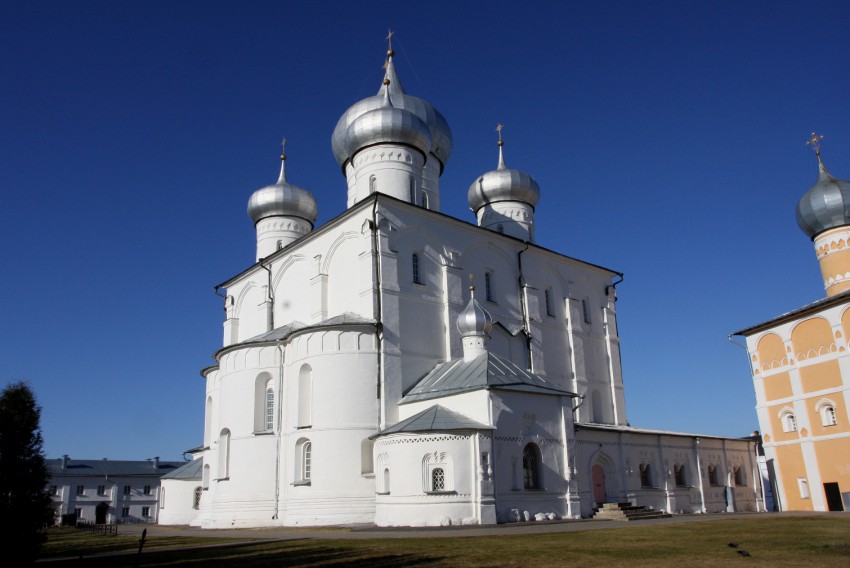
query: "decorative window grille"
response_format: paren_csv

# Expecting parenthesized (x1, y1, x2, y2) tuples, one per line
(265, 386, 275, 431)
(193, 487, 202, 510)
(432, 467, 445, 491)
(302, 441, 312, 481)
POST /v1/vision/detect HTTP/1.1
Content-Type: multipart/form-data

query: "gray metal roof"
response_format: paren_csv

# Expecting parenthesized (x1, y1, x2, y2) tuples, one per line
(47, 458, 184, 478)
(402, 351, 574, 404)
(730, 287, 850, 336)
(370, 405, 492, 439)
(236, 313, 375, 346)
(161, 458, 203, 480)
(796, 156, 850, 239)
(575, 422, 755, 442)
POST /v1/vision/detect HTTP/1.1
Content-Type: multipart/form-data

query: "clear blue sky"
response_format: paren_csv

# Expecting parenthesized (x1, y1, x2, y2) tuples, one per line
(2, 0, 849, 461)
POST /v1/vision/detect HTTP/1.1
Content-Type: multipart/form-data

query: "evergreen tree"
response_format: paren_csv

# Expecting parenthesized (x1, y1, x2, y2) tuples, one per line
(0, 382, 53, 563)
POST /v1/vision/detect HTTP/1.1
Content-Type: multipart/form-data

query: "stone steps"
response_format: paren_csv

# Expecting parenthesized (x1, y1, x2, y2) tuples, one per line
(592, 502, 672, 521)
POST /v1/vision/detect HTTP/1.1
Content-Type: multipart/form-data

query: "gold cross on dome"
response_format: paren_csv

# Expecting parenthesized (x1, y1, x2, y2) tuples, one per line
(806, 131, 824, 156)
(280, 137, 287, 159)
(469, 272, 475, 291)
(386, 29, 394, 51)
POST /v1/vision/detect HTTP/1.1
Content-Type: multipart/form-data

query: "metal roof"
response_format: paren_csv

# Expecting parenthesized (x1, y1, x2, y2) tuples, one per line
(796, 157, 850, 239)
(402, 351, 575, 404)
(730, 287, 850, 337)
(575, 423, 755, 442)
(370, 405, 492, 439)
(161, 458, 203, 480)
(47, 458, 184, 478)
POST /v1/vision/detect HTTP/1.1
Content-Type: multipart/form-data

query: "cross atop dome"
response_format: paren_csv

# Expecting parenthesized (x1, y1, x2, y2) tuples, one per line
(806, 131, 824, 157)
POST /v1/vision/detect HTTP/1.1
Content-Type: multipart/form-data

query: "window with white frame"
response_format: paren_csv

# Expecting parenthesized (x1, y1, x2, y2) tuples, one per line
(733, 466, 746, 486)
(820, 405, 838, 427)
(142, 506, 150, 518)
(369, 175, 377, 193)
(423, 452, 452, 493)
(218, 429, 231, 480)
(408, 176, 415, 202)
(798, 478, 810, 499)
(97, 485, 105, 496)
(383, 468, 391, 494)
(298, 365, 313, 428)
(202, 465, 210, 489)
(421, 191, 429, 209)
(582, 298, 592, 324)
(75, 508, 82, 519)
(265, 386, 275, 431)
(485, 271, 494, 302)
(431, 467, 445, 491)
(412, 253, 422, 284)
(295, 439, 312, 485)
(193, 486, 202, 510)
(545, 288, 554, 316)
(76, 485, 84, 496)
(143, 485, 151, 496)
(123, 485, 131, 495)
(674, 464, 687, 487)
(523, 443, 542, 490)
(782, 412, 797, 433)
(121, 507, 129, 518)
(708, 464, 722, 486)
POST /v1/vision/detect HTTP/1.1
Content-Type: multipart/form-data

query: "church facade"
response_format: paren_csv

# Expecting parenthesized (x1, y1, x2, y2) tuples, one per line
(732, 136, 850, 512)
(160, 44, 763, 528)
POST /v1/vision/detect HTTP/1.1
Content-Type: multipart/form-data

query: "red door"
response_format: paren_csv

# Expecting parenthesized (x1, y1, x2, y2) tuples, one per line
(592, 464, 607, 505)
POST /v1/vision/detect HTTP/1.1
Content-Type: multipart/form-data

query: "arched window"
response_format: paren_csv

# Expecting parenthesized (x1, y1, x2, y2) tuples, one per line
(276, 240, 283, 250)
(544, 288, 553, 316)
(431, 467, 445, 491)
(369, 175, 377, 194)
(421, 191, 429, 209)
(202, 465, 210, 489)
(708, 464, 721, 486)
(383, 468, 391, 494)
(265, 387, 275, 431)
(674, 464, 687, 487)
(733, 466, 746, 486)
(497, 224, 504, 233)
(361, 439, 374, 475)
(217, 429, 231, 480)
(295, 438, 312, 484)
(522, 443, 542, 490)
(798, 478, 810, 499)
(782, 412, 797, 433)
(821, 405, 838, 427)
(193, 486, 202, 510)
(591, 390, 603, 423)
(485, 272, 494, 302)
(204, 396, 212, 446)
(408, 176, 415, 202)
(412, 253, 422, 284)
(639, 463, 653, 487)
(298, 365, 312, 428)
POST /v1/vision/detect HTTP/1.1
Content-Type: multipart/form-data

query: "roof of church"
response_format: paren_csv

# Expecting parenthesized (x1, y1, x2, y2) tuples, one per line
(370, 405, 492, 439)
(218, 313, 376, 355)
(401, 350, 575, 404)
(47, 458, 184, 478)
(575, 422, 754, 441)
(161, 458, 203, 480)
(730, 287, 850, 336)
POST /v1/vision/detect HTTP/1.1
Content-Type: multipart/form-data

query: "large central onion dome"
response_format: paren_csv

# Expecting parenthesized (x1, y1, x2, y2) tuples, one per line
(343, 81, 432, 161)
(796, 152, 850, 240)
(468, 137, 540, 213)
(247, 152, 318, 226)
(331, 52, 452, 172)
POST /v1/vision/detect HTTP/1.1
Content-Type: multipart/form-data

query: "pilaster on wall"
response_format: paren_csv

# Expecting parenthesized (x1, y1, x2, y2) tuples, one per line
(442, 252, 464, 362)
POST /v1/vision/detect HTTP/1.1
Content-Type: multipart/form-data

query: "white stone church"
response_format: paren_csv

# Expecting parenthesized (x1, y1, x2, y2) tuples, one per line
(159, 45, 764, 528)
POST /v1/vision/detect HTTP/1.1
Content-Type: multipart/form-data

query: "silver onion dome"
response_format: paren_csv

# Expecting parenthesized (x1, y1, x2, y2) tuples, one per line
(457, 294, 493, 337)
(331, 54, 452, 171)
(343, 85, 432, 161)
(468, 140, 541, 213)
(247, 154, 318, 226)
(796, 155, 850, 240)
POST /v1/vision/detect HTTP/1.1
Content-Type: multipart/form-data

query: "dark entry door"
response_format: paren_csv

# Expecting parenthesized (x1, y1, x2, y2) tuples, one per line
(592, 464, 607, 504)
(824, 483, 844, 511)
(95, 502, 109, 524)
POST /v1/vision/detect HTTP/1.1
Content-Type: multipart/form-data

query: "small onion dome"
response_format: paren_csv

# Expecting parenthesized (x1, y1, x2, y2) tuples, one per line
(332, 55, 452, 171)
(796, 155, 850, 239)
(468, 141, 541, 214)
(343, 86, 432, 161)
(457, 294, 493, 337)
(247, 155, 318, 226)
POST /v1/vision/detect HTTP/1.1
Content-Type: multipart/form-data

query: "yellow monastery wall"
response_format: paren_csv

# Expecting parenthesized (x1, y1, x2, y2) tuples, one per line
(774, 444, 814, 511)
(798, 359, 843, 393)
(813, 437, 850, 487)
(763, 371, 793, 401)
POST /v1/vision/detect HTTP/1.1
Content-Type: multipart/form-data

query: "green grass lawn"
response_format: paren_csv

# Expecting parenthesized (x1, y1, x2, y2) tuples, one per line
(39, 516, 850, 567)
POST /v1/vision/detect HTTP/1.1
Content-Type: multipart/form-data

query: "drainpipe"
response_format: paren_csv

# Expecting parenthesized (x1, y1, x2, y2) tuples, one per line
(516, 243, 533, 371)
(694, 437, 706, 513)
(370, 199, 384, 429)
(603, 273, 624, 425)
(273, 340, 285, 521)
(259, 257, 274, 331)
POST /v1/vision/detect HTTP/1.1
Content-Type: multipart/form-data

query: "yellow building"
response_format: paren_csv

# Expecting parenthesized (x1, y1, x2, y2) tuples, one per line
(732, 135, 849, 512)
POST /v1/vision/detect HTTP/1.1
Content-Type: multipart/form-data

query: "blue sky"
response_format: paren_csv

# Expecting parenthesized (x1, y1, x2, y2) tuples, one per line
(2, 0, 849, 461)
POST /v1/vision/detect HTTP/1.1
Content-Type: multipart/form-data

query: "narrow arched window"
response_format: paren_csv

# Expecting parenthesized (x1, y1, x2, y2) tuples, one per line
(408, 176, 415, 202)
(783, 413, 797, 432)
(421, 191, 429, 209)
(302, 441, 312, 481)
(544, 288, 553, 316)
(431, 467, 445, 491)
(798, 478, 810, 499)
(734, 466, 746, 486)
(276, 240, 283, 250)
(217, 429, 231, 480)
(193, 486, 202, 509)
(497, 224, 504, 233)
(412, 253, 422, 284)
(640, 463, 653, 487)
(369, 175, 377, 193)
(383, 468, 391, 494)
(202, 465, 210, 489)
(265, 386, 275, 431)
(674, 464, 687, 487)
(298, 365, 312, 428)
(522, 443, 542, 490)
(821, 405, 837, 426)
(708, 464, 721, 486)
(485, 272, 494, 302)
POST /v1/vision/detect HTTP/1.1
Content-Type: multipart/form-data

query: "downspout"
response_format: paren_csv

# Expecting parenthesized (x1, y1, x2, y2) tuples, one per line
(370, 199, 384, 429)
(272, 340, 285, 521)
(694, 437, 707, 513)
(603, 273, 624, 425)
(259, 258, 274, 331)
(517, 243, 533, 371)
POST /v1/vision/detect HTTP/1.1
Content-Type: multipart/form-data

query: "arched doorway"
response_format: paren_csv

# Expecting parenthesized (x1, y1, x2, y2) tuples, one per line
(95, 502, 109, 524)
(592, 464, 607, 505)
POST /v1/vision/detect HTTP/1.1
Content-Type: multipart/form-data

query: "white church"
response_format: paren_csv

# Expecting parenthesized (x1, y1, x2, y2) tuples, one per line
(159, 43, 764, 528)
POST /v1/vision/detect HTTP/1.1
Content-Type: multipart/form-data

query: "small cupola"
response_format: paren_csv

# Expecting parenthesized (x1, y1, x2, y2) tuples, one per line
(457, 282, 493, 361)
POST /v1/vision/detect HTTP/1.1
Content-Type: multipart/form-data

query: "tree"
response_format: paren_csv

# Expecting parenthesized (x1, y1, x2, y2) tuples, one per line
(0, 381, 53, 563)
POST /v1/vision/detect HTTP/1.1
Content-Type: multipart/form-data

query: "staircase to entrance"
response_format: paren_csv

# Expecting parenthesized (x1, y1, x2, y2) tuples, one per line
(592, 502, 672, 521)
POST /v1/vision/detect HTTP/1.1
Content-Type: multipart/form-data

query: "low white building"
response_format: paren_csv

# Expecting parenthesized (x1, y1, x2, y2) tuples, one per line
(47, 456, 183, 525)
(161, 43, 763, 528)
